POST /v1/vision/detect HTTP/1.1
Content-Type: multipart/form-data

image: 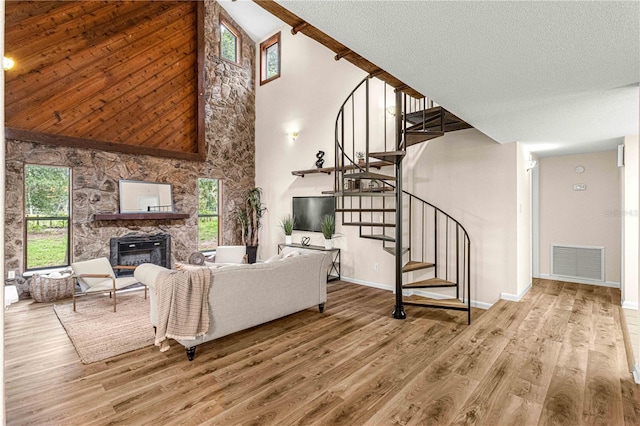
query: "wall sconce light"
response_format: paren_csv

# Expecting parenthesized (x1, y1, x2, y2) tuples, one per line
(386, 106, 396, 116)
(289, 132, 299, 142)
(4, 57, 15, 70)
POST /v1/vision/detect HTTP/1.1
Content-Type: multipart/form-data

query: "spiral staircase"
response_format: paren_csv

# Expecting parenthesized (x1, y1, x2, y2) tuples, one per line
(330, 76, 474, 323)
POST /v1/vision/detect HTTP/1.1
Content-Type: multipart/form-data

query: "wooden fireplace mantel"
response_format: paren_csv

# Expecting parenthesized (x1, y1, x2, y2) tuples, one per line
(93, 213, 190, 221)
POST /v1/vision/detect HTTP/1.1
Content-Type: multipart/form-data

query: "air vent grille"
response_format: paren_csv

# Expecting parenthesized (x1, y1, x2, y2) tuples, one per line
(551, 245, 604, 282)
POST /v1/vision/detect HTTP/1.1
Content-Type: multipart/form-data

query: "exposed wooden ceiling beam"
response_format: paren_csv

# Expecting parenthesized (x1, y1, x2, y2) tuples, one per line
(253, 0, 424, 99)
(368, 68, 386, 78)
(291, 21, 308, 35)
(334, 48, 352, 61)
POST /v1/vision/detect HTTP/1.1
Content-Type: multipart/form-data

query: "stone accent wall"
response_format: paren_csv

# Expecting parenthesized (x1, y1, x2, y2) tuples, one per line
(5, 1, 256, 298)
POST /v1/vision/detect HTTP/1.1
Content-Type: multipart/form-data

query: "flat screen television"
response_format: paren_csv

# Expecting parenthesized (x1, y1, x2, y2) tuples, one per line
(292, 196, 336, 232)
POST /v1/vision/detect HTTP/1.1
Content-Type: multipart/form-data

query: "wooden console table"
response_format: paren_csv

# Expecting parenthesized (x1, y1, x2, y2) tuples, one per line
(277, 243, 340, 282)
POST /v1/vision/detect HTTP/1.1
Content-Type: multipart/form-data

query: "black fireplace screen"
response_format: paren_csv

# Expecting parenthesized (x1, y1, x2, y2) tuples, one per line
(109, 233, 171, 277)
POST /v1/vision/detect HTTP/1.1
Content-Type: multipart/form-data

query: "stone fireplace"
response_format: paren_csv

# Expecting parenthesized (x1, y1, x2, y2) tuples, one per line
(3, 1, 256, 301)
(109, 233, 171, 277)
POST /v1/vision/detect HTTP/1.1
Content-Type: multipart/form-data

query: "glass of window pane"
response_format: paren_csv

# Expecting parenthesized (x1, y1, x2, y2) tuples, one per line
(198, 216, 219, 252)
(221, 24, 237, 63)
(26, 219, 69, 269)
(198, 178, 219, 251)
(25, 165, 71, 269)
(265, 43, 279, 79)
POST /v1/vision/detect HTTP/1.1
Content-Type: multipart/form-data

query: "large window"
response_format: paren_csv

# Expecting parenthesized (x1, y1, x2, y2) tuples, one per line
(260, 32, 281, 85)
(24, 165, 71, 270)
(220, 19, 240, 64)
(198, 178, 219, 251)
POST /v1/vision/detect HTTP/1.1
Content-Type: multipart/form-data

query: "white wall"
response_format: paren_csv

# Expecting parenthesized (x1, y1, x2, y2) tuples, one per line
(539, 151, 621, 285)
(623, 135, 639, 308)
(410, 132, 521, 304)
(621, 133, 640, 383)
(255, 25, 526, 306)
(516, 144, 533, 296)
(255, 26, 367, 257)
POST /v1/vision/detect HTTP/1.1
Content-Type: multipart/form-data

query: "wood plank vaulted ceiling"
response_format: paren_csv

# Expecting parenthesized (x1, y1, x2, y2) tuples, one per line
(4, 1, 205, 161)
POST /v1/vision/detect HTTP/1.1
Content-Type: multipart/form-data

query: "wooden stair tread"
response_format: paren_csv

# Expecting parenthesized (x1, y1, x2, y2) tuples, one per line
(346, 171, 396, 181)
(403, 297, 468, 310)
(360, 234, 395, 242)
(343, 222, 395, 227)
(405, 130, 445, 147)
(404, 108, 472, 134)
(384, 246, 410, 255)
(402, 260, 435, 273)
(404, 106, 442, 124)
(403, 278, 457, 289)
(409, 122, 473, 134)
(369, 150, 406, 162)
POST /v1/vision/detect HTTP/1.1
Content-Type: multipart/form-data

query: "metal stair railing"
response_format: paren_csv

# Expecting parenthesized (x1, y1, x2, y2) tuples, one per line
(334, 76, 472, 322)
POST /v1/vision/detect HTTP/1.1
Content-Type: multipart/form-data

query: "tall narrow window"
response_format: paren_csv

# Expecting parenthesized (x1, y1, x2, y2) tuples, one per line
(24, 165, 71, 270)
(198, 178, 219, 251)
(260, 32, 281, 85)
(220, 19, 240, 64)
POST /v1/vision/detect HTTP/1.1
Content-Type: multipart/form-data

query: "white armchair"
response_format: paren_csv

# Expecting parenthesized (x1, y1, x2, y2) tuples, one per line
(210, 246, 247, 264)
(71, 257, 146, 312)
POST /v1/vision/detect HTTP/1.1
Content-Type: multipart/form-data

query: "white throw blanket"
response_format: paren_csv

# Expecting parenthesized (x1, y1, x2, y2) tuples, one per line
(155, 267, 211, 352)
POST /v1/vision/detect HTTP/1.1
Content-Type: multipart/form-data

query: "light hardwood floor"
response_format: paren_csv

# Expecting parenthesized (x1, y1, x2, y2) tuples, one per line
(4, 279, 640, 425)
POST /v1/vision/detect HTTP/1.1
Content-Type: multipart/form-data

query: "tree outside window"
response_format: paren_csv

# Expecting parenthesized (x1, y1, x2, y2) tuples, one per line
(198, 178, 219, 251)
(220, 20, 240, 64)
(260, 32, 281, 85)
(265, 44, 279, 79)
(24, 165, 71, 270)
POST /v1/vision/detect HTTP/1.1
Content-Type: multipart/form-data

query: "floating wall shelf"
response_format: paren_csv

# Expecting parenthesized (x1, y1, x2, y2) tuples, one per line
(291, 161, 393, 177)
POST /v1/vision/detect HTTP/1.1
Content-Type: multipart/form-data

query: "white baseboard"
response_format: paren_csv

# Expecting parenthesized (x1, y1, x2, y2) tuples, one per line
(538, 274, 620, 288)
(633, 363, 640, 384)
(341, 276, 394, 292)
(501, 282, 532, 302)
(410, 288, 492, 310)
(341, 277, 492, 310)
(622, 301, 639, 310)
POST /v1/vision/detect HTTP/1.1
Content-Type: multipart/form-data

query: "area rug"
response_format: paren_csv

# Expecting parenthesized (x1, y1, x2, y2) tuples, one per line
(54, 292, 154, 364)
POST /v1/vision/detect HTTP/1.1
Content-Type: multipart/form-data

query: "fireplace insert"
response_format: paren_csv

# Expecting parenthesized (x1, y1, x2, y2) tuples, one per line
(109, 233, 171, 277)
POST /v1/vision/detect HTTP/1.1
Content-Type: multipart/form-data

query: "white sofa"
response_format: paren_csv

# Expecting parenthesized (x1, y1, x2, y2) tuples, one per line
(134, 249, 331, 360)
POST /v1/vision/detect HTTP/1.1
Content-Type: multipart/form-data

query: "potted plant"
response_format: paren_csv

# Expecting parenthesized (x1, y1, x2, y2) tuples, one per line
(321, 214, 335, 249)
(236, 187, 266, 264)
(356, 151, 365, 166)
(280, 214, 295, 245)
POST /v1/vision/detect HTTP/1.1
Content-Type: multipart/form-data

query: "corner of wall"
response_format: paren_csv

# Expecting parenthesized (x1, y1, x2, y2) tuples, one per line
(623, 135, 639, 306)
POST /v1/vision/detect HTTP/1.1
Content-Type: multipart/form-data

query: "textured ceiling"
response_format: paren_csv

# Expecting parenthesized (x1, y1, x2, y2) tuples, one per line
(276, 0, 639, 157)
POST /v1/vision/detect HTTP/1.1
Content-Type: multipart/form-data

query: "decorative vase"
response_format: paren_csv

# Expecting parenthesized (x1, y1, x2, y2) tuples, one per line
(324, 239, 333, 250)
(285, 235, 292, 245)
(315, 150, 325, 169)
